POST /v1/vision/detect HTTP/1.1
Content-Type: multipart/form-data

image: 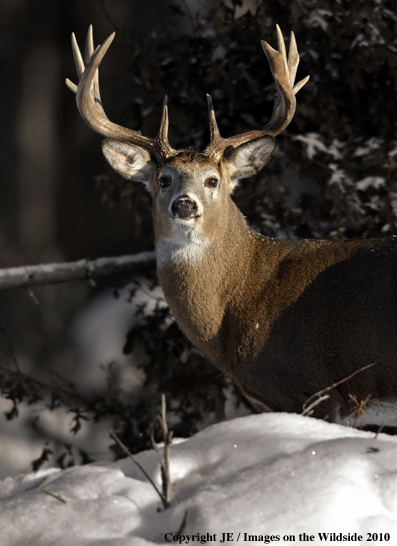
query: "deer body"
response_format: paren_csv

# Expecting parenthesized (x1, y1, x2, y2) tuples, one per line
(153, 155, 397, 422)
(159, 221, 397, 421)
(68, 26, 397, 425)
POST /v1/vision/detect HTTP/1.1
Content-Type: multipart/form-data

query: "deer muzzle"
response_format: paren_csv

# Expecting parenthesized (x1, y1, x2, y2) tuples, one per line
(171, 195, 199, 220)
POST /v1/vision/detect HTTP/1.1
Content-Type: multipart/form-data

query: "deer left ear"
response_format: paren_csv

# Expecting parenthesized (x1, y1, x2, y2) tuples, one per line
(223, 136, 275, 189)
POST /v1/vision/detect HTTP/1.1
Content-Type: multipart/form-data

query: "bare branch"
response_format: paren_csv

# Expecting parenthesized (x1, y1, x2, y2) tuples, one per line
(346, 393, 372, 428)
(150, 393, 174, 508)
(109, 429, 164, 504)
(0, 252, 156, 291)
(301, 394, 330, 417)
(302, 362, 377, 414)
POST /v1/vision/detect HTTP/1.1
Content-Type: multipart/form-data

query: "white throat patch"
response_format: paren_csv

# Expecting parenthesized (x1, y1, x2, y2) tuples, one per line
(157, 219, 210, 266)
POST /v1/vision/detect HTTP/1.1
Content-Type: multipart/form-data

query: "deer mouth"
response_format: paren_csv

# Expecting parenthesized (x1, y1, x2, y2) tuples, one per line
(173, 215, 202, 225)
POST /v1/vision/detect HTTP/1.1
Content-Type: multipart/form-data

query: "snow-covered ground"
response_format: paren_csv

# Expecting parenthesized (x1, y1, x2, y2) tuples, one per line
(1, 412, 397, 545)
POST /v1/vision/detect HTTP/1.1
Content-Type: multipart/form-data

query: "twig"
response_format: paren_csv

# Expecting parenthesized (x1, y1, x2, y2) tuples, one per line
(0, 364, 90, 405)
(175, 508, 189, 536)
(109, 429, 164, 504)
(374, 423, 385, 439)
(301, 394, 330, 417)
(0, 251, 156, 291)
(25, 287, 45, 316)
(39, 487, 67, 504)
(150, 393, 174, 508)
(302, 362, 377, 414)
(347, 394, 372, 428)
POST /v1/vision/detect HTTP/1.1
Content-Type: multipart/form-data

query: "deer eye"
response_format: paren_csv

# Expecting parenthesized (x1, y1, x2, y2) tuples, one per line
(159, 175, 171, 189)
(205, 177, 218, 188)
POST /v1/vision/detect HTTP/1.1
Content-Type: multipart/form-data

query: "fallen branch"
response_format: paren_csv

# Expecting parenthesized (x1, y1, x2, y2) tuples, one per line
(0, 252, 156, 290)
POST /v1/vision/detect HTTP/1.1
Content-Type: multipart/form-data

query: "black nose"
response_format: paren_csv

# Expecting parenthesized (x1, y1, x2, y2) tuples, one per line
(171, 195, 198, 219)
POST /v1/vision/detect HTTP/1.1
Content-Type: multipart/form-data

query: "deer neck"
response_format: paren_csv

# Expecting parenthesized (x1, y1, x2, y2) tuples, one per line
(155, 199, 284, 371)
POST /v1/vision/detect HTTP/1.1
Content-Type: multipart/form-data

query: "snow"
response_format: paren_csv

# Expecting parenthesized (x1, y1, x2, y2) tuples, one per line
(327, 163, 347, 189)
(71, 279, 166, 389)
(293, 133, 327, 159)
(305, 10, 332, 32)
(1, 412, 397, 545)
(293, 134, 343, 160)
(356, 177, 385, 192)
(353, 138, 381, 158)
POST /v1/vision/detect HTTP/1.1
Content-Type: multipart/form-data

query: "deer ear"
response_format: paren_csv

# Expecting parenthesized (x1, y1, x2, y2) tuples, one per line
(223, 136, 275, 189)
(101, 139, 156, 188)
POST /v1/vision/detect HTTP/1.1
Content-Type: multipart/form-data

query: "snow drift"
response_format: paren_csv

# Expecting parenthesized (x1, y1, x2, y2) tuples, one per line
(1, 412, 397, 545)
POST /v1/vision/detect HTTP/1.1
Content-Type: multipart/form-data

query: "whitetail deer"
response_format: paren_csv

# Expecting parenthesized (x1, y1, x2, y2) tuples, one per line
(67, 26, 397, 426)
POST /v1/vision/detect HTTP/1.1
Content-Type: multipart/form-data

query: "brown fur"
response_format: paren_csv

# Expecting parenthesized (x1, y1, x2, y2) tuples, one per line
(103, 135, 397, 425)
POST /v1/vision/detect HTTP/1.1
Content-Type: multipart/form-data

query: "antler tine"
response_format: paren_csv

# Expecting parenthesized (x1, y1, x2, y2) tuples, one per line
(203, 94, 224, 159)
(287, 31, 299, 87)
(157, 96, 171, 151)
(84, 26, 105, 117)
(294, 74, 310, 94)
(207, 94, 221, 143)
(275, 24, 287, 67)
(66, 32, 85, 93)
(155, 95, 177, 158)
(85, 24, 95, 65)
(71, 32, 85, 78)
(66, 28, 177, 162)
(204, 26, 309, 162)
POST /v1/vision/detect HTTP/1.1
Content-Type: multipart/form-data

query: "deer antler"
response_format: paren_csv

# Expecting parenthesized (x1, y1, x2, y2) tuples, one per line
(66, 26, 177, 163)
(204, 25, 310, 162)
(67, 26, 308, 165)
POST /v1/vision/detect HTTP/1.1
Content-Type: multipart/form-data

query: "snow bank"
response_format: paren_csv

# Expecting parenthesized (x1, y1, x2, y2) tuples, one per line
(1, 413, 397, 545)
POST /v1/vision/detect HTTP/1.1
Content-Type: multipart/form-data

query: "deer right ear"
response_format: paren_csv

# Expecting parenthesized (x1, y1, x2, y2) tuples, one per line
(101, 139, 156, 188)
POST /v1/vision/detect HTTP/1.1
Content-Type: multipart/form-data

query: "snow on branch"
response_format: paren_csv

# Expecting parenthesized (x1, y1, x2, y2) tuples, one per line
(0, 251, 156, 290)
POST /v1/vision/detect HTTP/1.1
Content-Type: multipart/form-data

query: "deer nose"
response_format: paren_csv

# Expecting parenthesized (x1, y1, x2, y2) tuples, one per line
(171, 195, 198, 219)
